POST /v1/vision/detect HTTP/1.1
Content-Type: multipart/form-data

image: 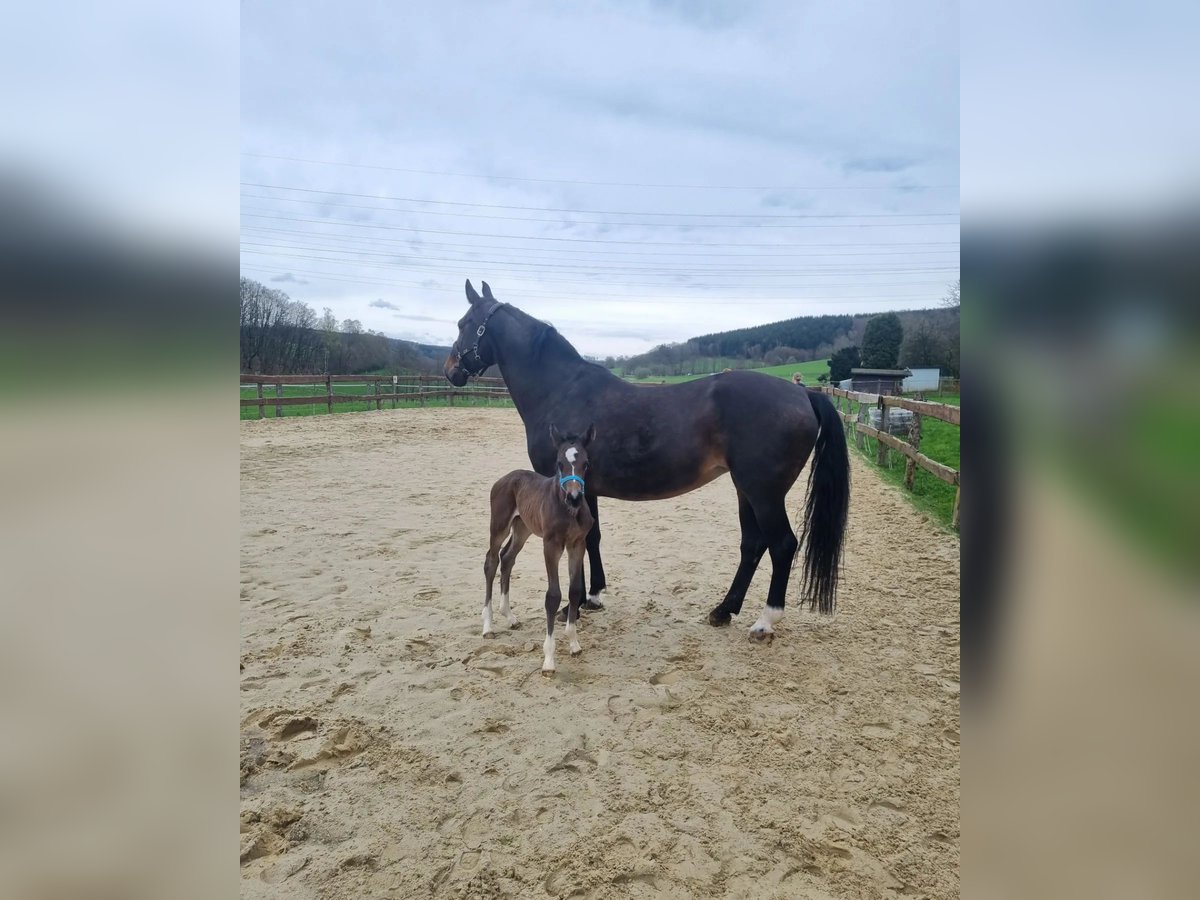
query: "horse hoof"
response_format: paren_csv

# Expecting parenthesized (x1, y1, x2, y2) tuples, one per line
(556, 608, 568, 623)
(482, 631, 496, 639)
(570, 646, 582, 657)
(749, 629, 775, 644)
(707, 609, 732, 627)
(541, 668, 555, 677)
(582, 598, 605, 612)
(508, 620, 521, 630)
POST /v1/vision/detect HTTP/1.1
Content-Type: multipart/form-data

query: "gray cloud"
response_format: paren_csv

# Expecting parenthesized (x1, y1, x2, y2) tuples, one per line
(270, 272, 308, 285)
(842, 156, 919, 175)
(241, 0, 959, 358)
(369, 298, 399, 310)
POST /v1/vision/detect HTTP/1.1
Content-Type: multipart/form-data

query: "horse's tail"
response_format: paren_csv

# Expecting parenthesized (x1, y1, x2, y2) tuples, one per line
(799, 389, 850, 614)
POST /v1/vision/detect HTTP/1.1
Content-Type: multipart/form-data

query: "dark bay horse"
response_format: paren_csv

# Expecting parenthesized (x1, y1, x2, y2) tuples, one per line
(447, 280, 849, 640)
(483, 426, 595, 674)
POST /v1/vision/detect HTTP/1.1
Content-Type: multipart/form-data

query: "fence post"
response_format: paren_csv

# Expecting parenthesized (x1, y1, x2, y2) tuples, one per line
(905, 411, 922, 490)
(326, 375, 333, 415)
(392, 375, 398, 409)
(256, 381, 265, 420)
(952, 482, 961, 530)
(275, 383, 283, 418)
(374, 378, 382, 411)
(855, 400, 866, 451)
(876, 398, 889, 466)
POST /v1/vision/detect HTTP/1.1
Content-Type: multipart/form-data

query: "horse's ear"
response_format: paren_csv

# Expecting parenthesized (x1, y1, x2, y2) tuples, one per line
(583, 424, 596, 447)
(465, 279, 481, 305)
(549, 423, 563, 446)
(481, 281, 494, 301)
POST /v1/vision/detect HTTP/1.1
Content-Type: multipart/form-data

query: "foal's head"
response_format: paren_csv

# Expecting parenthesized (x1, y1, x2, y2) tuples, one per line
(549, 423, 595, 510)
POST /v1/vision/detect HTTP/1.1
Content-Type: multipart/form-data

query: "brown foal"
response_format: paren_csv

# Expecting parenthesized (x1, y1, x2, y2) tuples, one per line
(483, 425, 595, 674)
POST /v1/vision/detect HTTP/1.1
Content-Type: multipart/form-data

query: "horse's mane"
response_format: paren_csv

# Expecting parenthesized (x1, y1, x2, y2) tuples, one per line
(514, 307, 607, 371)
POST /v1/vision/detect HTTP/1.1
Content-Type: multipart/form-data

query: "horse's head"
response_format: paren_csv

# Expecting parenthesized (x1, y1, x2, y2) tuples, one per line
(549, 423, 595, 510)
(444, 279, 503, 386)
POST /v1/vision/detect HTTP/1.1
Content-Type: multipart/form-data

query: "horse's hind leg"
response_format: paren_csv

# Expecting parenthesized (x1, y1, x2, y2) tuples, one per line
(708, 489, 769, 627)
(746, 495, 798, 642)
(498, 517, 531, 628)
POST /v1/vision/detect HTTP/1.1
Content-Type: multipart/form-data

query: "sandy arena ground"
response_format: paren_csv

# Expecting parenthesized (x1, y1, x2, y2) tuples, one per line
(240, 407, 960, 899)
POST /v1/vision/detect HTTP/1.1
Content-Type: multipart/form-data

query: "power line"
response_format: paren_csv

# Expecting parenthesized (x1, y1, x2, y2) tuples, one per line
(241, 183, 959, 220)
(241, 239, 958, 277)
(241, 152, 959, 192)
(240, 195, 958, 229)
(241, 224, 959, 260)
(241, 210, 960, 243)
(241, 248, 954, 291)
(242, 263, 947, 306)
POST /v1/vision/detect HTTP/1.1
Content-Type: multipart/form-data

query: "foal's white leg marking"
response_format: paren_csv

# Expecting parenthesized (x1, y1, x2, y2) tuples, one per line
(750, 605, 784, 635)
(499, 592, 518, 627)
(586, 592, 604, 608)
(564, 618, 582, 656)
(482, 605, 495, 638)
(542, 633, 557, 674)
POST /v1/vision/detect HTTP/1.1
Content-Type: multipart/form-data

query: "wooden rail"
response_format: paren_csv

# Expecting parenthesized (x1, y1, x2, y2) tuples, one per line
(814, 386, 960, 530)
(239, 373, 510, 419)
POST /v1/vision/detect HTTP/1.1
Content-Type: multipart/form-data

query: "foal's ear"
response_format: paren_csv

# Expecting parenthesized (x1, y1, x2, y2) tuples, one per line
(465, 279, 482, 305)
(549, 423, 563, 446)
(480, 281, 494, 301)
(582, 423, 596, 447)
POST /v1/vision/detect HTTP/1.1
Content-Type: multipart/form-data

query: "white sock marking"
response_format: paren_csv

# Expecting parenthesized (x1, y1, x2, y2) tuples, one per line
(499, 592, 517, 626)
(564, 618, 581, 656)
(482, 606, 495, 636)
(542, 633, 556, 673)
(750, 605, 784, 634)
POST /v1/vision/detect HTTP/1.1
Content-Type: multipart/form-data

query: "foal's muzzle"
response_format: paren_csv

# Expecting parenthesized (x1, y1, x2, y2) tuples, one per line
(560, 474, 585, 506)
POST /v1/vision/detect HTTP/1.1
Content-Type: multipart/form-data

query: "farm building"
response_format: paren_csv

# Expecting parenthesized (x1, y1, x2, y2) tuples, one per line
(849, 367, 911, 395)
(902, 367, 941, 393)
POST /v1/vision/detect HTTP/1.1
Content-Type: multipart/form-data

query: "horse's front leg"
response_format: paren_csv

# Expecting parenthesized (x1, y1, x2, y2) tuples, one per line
(542, 540, 564, 675)
(565, 540, 586, 657)
(583, 494, 606, 610)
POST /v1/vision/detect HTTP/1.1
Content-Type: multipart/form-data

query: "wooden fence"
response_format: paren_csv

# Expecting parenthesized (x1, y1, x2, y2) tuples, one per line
(814, 386, 960, 530)
(240, 374, 510, 418)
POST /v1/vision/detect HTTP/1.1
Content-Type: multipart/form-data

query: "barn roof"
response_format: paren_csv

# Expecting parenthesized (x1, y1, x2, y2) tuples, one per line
(850, 368, 912, 377)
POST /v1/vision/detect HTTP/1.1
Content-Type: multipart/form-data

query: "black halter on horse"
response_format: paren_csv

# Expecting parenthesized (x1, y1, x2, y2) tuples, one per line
(445, 279, 850, 639)
(452, 301, 504, 376)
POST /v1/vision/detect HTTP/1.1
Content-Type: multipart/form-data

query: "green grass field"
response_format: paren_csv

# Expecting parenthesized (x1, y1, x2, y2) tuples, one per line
(847, 392, 960, 530)
(619, 359, 831, 385)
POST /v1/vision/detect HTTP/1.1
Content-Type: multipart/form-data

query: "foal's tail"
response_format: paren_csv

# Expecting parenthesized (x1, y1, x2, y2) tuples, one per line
(799, 389, 850, 614)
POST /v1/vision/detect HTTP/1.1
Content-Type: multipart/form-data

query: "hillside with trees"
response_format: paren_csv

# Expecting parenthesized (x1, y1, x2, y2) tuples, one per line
(239, 277, 448, 375)
(612, 288, 960, 380)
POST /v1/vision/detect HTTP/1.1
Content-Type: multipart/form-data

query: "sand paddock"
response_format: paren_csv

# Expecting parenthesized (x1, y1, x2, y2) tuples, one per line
(240, 407, 959, 899)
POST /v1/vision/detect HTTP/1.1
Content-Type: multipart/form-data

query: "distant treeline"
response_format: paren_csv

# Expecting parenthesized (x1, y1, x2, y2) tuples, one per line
(610, 299, 959, 379)
(240, 277, 448, 375)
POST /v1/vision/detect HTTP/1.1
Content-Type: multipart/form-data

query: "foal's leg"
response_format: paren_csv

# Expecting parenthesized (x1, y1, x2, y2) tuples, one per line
(708, 489, 769, 626)
(746, 496, 799, 641)
(483, 493, 515, 638)
(542, 539, 564, 675)
(498, 518, 531, 629)
(583, 494, 606, 611)
(564, 539, 586, 657)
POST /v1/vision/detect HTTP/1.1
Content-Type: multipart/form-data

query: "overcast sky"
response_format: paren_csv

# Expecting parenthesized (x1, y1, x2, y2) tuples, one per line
(241, 0, 959, 356)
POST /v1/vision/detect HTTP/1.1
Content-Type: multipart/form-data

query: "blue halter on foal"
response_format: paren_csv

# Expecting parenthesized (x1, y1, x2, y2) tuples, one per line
(559, 474, 585, 495)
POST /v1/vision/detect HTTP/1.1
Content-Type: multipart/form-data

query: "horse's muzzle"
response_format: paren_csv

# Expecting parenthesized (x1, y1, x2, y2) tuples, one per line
(444, 362, 469, 387)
